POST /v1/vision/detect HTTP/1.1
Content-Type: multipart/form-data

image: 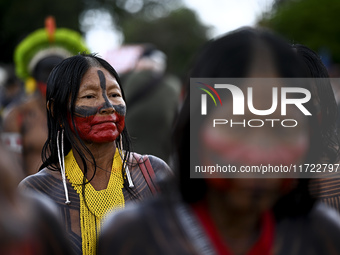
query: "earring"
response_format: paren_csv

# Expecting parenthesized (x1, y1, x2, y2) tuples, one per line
(117, 134, 134, 188)
(120, 133, 123, 151)
(57, 129, 71, 204)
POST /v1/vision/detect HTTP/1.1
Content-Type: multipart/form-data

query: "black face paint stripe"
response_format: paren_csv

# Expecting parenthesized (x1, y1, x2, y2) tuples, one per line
(73, 70, 126, 117)
(97, 70, 114, 111)
(113, 104, 126, 116)
(74, 104, 126, 117)
(74, 106, 98, 117)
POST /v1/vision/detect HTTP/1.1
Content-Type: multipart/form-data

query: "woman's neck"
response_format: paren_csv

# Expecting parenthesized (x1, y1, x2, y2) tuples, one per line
(71, 141, 117, 190)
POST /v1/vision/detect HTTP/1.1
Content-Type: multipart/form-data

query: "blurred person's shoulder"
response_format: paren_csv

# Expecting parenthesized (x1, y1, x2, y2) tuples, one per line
(98, 195, 183, 255)
(19, 188, 74, 255)
(276, 201, 340, 254)
(308, 201, 340, 235)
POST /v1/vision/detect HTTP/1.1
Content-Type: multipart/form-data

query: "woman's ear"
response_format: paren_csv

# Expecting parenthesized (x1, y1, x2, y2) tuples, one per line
(47, 99, 54, 117)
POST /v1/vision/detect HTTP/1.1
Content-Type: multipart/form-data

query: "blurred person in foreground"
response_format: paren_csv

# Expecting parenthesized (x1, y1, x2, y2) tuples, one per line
(2, 16, 88, 176)
(19, 53, 171, 255)
(0, 141, 73, 255)
(97, 27, 340, 255)
(122, 44, 181, 164)
(293, 44, 340, 213)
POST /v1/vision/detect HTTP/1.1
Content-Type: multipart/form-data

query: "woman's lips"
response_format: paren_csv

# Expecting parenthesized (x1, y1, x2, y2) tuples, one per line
(91, 116, 117, 126)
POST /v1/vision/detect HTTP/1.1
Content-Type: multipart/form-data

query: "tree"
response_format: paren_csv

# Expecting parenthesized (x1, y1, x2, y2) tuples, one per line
(0, 0, 209, 78)
(85, 0, 182, 24)
(0, 0, 184, 63)
(121, 8, 210, 77)
(258, 0, 340, 64)
(0, 0, 84, 64)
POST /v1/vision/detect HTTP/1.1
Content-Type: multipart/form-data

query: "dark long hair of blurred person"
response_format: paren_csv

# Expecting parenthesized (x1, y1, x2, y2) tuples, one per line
(173, 27, 324, 220)
(293, 44, 340, 163)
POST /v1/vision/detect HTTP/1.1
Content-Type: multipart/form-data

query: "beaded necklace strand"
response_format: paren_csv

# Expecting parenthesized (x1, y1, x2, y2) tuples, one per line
(65, 148, 125, 255)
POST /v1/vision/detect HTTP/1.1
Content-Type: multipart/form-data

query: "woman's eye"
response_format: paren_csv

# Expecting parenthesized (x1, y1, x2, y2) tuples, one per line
(110, 93, 120, 98)
(83, 95, 95, 99)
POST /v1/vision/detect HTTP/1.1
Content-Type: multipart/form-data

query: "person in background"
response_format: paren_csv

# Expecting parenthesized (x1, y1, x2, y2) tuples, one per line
(0, 65, 24, 122)
(2, 16, 88, 176)
(97, 27, 340, 255)
(19, 53, 171, 255)
(123, 44, 181, 164)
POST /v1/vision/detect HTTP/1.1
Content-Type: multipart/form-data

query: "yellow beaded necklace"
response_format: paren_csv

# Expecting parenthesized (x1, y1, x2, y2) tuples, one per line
(65, 148, 125, 255)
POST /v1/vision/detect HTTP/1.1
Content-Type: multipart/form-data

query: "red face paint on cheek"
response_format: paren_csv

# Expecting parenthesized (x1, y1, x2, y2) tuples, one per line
(115, 114, 125, 134)
(67, 111, 125, 143)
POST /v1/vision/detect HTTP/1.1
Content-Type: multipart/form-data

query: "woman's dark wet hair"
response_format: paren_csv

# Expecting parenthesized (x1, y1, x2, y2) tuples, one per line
(293, 44, 339, 163)
(40, 53, 133, 193)
(173, 27, 325, 219)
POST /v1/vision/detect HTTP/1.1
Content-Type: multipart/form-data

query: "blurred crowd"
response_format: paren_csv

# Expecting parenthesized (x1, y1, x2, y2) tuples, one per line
(1, 16, 340, 255)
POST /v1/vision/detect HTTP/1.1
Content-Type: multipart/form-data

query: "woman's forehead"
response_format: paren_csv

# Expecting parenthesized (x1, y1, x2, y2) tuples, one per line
(80, 67, 120, 90)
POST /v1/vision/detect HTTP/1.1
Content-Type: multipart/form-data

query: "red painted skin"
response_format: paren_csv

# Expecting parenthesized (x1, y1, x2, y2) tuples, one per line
(201, 126, 309, 192)
(68, 107, 125, 143)
(202, 129, 309, 166)
(203, 131, 308, 166)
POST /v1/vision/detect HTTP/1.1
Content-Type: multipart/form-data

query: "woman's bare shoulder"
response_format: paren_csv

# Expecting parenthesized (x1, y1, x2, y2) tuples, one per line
(18, 167, 61, 190)
(128, 152, 173, 178)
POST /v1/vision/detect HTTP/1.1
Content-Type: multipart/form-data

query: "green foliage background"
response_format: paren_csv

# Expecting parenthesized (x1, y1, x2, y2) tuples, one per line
(0, 0, 83, 63)
(0, 0, 209, 78)
(122, 8, 209, 77)
(258, 0, 340, 65)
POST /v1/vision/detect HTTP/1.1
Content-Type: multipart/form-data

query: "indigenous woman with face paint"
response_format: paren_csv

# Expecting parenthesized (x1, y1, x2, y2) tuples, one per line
(97, 28, 340, 255)
(18, 54, 171, 255)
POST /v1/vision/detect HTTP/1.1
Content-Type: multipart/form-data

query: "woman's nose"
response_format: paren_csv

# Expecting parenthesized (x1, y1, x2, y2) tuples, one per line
(99, 102, 115, 114)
